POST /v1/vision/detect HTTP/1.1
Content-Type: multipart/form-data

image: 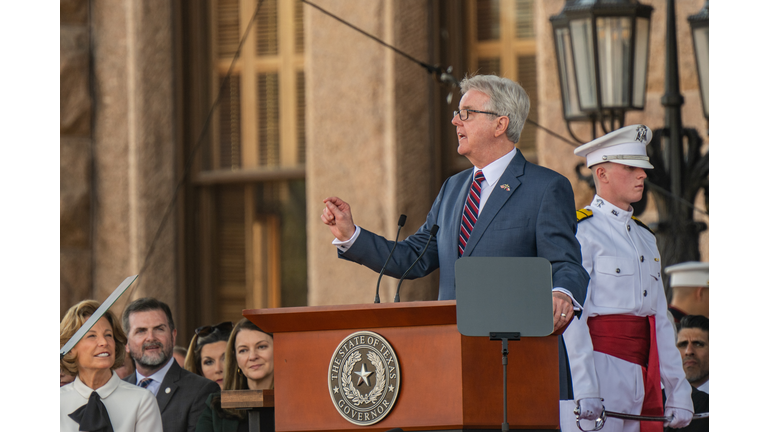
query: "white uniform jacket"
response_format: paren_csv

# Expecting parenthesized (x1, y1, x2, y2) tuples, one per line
(61, 371, 163, 432)
(563, 196, 692, 417)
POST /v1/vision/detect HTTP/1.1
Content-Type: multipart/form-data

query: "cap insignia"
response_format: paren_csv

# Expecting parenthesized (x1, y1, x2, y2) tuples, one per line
(635, 125, 649, 143)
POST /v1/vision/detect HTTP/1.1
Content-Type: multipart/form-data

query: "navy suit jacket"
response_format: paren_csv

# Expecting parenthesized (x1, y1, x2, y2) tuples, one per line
(124, 360, 221, 432)
(341, 151, 589, 306)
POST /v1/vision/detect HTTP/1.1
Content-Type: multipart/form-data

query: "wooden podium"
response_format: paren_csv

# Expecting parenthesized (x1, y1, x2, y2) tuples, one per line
(244, 300, 559, 432)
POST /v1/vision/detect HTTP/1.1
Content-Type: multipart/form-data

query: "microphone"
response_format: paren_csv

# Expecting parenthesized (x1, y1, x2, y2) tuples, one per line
(374, 214, 407, 303)
(425, 64, 459, 104)
(394, 224, 439, 303)
(438, 66, 460, 88)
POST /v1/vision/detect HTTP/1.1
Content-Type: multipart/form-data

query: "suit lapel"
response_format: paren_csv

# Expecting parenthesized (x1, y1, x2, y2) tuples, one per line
(463, 152, 525, 256)
(155, 360, 180, 413)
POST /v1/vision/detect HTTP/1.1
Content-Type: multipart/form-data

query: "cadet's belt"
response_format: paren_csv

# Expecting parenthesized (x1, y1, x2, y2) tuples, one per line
(588, 315, 662, 432)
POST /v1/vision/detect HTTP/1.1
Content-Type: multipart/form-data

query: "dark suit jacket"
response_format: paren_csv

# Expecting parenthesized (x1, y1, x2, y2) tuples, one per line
(341, 151, 589, 305)
(663, 386, 708, 432)
(196, 393, 275, 432)
(124, 360, 221, 432)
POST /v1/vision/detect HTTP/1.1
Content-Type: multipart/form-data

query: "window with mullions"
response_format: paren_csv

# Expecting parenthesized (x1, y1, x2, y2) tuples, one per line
(466, 0, 539, 163)
(196, 0, 307, 324)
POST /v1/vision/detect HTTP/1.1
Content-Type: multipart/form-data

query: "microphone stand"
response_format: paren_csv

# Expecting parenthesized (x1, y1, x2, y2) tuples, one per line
(394, 225, 439, 302)
(374, 214, 407, 303)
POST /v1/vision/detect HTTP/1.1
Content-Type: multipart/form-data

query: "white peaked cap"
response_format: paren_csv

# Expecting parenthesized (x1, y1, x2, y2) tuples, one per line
(665, 261, 709, 288)
(574, 124, 654, 169)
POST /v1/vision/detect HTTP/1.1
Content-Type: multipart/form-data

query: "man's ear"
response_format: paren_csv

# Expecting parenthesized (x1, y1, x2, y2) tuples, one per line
(695, 286, 706, 300)
(172, 328, 177, 346)
(594, 165, 609, 183)
(494, 116, 510, 138)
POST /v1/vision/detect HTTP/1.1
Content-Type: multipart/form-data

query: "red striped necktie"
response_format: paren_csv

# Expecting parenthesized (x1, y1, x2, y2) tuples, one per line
(459, 170, 485, 257)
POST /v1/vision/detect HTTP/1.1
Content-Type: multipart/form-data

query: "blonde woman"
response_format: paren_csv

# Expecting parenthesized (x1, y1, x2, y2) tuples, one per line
(60, 300, 162, 432)
(196, 318, 274, 432)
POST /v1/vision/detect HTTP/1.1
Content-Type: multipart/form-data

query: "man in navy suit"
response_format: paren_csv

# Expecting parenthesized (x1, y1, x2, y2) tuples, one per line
(322, 75, 587, 323)
(322, 75, 589, 396)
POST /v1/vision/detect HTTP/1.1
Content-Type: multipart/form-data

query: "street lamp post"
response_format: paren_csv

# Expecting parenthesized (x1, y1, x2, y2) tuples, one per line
(688, 1, 709, 121)
(645, 0, 708, 296)
(550, 0, 709, 297)
(550, 0, 653, 143)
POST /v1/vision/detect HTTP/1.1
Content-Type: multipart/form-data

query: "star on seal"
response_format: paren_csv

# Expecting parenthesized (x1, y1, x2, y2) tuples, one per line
(328, 331, 401, 426)
(354, 363, 373, 386)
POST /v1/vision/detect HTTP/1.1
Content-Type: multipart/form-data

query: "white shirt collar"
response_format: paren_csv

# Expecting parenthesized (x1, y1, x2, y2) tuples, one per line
(136, 356, 175, 395)
(73, 371, 120, 399)
(472, 147, 517, 188)
(697, 380, 709, 393)
(591, 194, 634, 222)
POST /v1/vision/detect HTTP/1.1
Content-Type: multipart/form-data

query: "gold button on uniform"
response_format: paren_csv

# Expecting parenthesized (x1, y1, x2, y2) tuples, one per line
(615, 268, 621, 274)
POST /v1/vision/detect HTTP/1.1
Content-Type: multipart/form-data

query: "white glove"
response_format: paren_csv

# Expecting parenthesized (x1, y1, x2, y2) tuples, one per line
(663, 407, 693, 428)
(576, 398, 604, 421)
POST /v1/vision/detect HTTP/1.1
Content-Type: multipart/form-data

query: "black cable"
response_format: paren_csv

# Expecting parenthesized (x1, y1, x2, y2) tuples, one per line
(301, 0, 452, 83)
(644, 181, 708, 216)
(525, 118, 580, 148)
(302, 0, 428, 68)
(131, 0, 266, 295)
(523, 118, 708, 216)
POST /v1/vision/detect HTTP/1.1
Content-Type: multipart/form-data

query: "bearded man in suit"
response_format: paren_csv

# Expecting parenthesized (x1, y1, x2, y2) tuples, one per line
(122, 298, 220, 432)
(322, 74, 589, 398)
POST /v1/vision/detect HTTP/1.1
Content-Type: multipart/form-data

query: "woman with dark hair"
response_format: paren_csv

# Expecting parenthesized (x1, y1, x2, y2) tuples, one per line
(185, 321, 233, 389)
(60, 300, 162, 432)
(196, 318, 274, 432)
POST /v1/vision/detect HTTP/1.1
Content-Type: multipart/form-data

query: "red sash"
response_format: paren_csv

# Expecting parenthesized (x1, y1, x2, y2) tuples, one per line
(588, 315, 663, 432)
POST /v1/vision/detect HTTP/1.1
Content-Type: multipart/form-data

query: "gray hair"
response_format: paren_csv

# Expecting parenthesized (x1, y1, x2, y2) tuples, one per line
(459, 75, 530, 144)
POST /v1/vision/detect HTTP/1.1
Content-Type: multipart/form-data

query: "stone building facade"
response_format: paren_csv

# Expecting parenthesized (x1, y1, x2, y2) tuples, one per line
(60, 0, 708, 344)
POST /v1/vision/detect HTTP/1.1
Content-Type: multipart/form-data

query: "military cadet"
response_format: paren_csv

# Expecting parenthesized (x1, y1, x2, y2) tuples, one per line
(560, 125, 693, 432)
(666, 262, 709, 329)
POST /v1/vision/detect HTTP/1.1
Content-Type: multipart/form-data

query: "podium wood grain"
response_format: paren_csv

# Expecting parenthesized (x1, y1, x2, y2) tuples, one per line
(244, 301, 558, 431)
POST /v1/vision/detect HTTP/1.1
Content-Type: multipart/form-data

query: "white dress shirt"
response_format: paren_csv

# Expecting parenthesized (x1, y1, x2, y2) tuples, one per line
(135, 356, 176, 396)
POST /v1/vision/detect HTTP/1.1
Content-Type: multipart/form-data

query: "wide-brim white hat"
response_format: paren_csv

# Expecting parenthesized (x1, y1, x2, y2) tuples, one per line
(574, 124, 654, 169)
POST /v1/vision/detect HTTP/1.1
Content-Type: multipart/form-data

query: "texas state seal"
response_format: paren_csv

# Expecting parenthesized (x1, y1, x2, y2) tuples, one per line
(328, 331, 401, 426)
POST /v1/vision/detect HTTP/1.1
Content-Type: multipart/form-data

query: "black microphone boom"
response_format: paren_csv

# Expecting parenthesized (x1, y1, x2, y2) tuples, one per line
(394, 224, 439, 303)
(374, 214, 407, 303)
(302, 0, 459, 101)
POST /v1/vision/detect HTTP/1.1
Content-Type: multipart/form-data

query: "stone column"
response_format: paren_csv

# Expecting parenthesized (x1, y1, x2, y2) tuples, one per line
(306, 0, 438, 305)
(61, 0, 93, 317)
(89, 0, 179, 314)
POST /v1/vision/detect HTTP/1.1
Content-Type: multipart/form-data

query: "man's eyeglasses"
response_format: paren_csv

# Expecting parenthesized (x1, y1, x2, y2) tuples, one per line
(194, 321, 233, 337)
(453, 109, 504, 121)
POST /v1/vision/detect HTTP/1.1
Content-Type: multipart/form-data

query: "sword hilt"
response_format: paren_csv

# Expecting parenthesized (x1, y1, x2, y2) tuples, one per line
(573, 403, 606, 432)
